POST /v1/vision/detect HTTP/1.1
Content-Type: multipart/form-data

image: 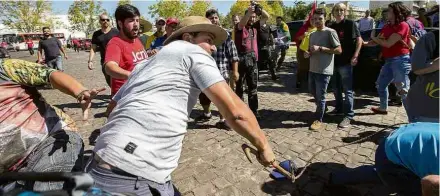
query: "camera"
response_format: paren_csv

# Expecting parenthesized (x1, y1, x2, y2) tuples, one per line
(250, 1, 262, 16)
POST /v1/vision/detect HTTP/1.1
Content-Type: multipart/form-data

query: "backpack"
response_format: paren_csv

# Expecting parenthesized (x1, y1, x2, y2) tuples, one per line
(406, 17, 427, 40)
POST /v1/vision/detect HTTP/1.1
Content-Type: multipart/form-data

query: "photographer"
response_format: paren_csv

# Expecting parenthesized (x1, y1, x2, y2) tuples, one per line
(234, 2, 266, 119)
(252, 3, 276, 80)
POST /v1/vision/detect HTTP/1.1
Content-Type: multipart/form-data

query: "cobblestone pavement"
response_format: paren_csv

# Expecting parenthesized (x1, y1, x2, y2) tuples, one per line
(11, 50, 408, 196)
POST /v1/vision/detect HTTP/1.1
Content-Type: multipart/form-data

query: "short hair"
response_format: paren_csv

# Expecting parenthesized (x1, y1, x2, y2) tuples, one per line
(388, 1, 411, 23)
(114, 4, 140, 30)
(276, 16, 283, 20)
(42, 27, 50, 31)
(382, 8, 388, 13)
(418, 8, 426, 12)
(205, 9, 218, 18)
(314, 8, 326, 17)
(332, 3, 347, 15)
(99, 13, 109, 19)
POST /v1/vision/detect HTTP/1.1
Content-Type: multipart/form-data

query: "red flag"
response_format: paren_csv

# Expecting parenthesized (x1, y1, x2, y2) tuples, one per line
(294, 0, 317, 45)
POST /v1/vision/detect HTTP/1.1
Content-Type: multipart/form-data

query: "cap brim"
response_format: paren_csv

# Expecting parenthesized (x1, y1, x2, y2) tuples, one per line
(140, 19, 153, 33)
(163, 24, 227, 46)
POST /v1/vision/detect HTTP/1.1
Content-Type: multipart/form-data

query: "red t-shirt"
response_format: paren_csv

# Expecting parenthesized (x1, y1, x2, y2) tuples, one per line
(105, 36, 148, 95)
(380, 22, 411, 58)
(26, 40, 33, 48)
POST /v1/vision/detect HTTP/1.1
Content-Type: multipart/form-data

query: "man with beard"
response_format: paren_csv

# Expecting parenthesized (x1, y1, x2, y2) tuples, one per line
(37, 27, 68, 71)
(195, 9, 239, 129)
(89, 16, 275, 195)
(88, 13, 119, 86)
(235, 5, 261, 119)
(145, 17, 179, 57)
(104, 4, 148, 115)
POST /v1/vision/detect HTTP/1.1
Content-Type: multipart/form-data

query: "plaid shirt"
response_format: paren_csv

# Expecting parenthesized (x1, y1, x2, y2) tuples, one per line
(213, 30, 239, 79)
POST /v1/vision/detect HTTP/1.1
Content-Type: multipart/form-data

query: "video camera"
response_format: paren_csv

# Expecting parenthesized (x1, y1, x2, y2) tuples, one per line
(250, 1, 262, 16)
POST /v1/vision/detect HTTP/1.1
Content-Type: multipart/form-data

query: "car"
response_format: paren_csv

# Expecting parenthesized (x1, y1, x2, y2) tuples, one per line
(83, 39, 92, 51)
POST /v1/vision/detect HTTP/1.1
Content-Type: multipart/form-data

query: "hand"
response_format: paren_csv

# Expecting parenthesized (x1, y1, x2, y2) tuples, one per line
(64, 55, 68, 60)
(88, 61, 94, 70)
(78, 87, 106, 121)
(247, 5, 255, 14)
(304, 51, 310, 58)
(37, 59, 43, 64)
(421, 175, 439, 196)
(310, 45, 320, 53)
(257, 145, 276, 167)
(351, 56, 358, 66)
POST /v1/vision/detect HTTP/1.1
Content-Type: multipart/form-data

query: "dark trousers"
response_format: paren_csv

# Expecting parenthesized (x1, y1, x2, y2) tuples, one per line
(277, 46, 288, 69)
(236, 53, 258, 113)
(296, 49, 309, 85)
(258, 48, 277, 79)
(28, 48, 34, 55)
(101, 62, 111, 86)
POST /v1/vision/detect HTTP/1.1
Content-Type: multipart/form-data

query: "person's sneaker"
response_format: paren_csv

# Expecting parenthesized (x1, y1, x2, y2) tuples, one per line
(338, 117, 351, 128)
(216, 119, 231, 130)
(194, 112, 212, 122)
(309, 120, 322, 130)
(388, 100, 402, 106)
(327, 109, 343, 116)
(371, 107, 388, 115)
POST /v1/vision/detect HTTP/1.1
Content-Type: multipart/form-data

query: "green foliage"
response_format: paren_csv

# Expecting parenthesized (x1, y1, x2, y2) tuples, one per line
(370, 7, 383, 21)
(68, 0, 104, 37)
(284, 1, 313, 21)
(148, 0, 188, 19)
(347, 7, 356, 20)
(224, 0, 284, 28)
(187, 1, 213, 17)
(0, 0, 54, 33)
(117, 0, 132, 6)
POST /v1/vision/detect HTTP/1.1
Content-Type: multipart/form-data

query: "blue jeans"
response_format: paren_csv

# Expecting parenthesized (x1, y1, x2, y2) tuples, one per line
(6, 131, 84, 191)
(333, 65, 354, 119)
(46, 56, 63, 71)
(376, 54, 411, 111)
(309, 72, 331, 121)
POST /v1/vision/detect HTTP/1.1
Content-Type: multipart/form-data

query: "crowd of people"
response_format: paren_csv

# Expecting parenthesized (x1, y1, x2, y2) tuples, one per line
(0, 1, 438, 195)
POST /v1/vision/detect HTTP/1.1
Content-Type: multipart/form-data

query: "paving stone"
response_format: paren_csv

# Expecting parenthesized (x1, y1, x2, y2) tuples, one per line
(192, 183, 216, 196)
(174, 176, 198, 194)
(212, 177, 232, 189)
(356, 147, 374, 157)
(214, 186, 241, 196)
(195, 170, 217, 184)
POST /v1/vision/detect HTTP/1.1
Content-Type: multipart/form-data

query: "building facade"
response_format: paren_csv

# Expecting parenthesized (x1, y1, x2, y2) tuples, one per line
(370, 1, 429, 15)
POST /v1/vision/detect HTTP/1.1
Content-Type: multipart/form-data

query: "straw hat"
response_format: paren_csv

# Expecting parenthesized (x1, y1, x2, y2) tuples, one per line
(139, 19, 153, 33)
(163, 16, 227, 46)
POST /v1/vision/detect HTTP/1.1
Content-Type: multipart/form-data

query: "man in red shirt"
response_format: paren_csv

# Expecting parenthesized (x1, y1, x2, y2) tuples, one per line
(104, 4, 148, 115)
(26, 39, 34, 55)
(72, 38, 80, 53)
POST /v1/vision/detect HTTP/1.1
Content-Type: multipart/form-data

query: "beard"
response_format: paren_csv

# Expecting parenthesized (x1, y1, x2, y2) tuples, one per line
(122, 26, 139, 39)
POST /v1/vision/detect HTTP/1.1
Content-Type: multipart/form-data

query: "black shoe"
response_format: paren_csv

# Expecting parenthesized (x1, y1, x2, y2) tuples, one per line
(388, 100, 402, 106)
(327, 109, 343, 116)
(194, 113, 212, 122)
(271, 75, 279, 81)
(216, 120, 231, 130)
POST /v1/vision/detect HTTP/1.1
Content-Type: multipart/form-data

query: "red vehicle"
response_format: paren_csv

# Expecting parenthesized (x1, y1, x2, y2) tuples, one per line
(83, 39, 92, 51)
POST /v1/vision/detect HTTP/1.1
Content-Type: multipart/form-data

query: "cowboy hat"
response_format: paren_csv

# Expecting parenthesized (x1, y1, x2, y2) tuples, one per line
(163, 16, 227, 46)
(139, 19, 153, 33)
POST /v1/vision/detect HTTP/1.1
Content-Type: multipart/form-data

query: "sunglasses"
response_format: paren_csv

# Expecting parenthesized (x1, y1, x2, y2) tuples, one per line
(100, 19, 110, 22)
(156, 22, 165, 26)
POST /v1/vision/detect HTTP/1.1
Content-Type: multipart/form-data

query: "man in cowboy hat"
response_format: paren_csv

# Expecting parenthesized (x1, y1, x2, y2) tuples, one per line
(89, 16, 276, 195)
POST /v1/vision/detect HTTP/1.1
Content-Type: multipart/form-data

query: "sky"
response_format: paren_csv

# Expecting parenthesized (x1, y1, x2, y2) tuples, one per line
(52, 0, 370, 21)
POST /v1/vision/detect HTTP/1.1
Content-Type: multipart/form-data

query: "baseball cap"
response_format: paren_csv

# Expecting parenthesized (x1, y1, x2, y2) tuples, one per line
(166, 17, 179, 25)
(156, 17, 166, 24)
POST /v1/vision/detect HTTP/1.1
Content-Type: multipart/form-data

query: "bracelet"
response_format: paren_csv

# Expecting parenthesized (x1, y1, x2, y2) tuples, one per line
(75, 89, 90, 103)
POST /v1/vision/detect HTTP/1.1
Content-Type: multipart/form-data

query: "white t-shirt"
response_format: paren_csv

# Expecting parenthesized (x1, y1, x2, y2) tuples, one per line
(93, 40, 225, 183)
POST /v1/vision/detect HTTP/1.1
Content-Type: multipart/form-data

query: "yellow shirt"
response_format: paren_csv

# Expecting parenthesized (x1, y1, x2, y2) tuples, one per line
(299, 27, 317, 52)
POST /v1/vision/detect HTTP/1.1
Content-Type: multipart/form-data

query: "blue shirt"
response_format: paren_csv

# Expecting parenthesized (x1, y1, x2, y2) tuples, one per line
(150, 36, 166, 50)
(385, 123, 439, 178)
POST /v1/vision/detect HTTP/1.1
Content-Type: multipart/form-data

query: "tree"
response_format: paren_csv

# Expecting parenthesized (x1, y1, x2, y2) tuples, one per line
(148, 0, 188, 19)
(68, 0, 104, 37)
(284, 1, 313, 21)
(370, 7, 383, 21)
(0, 0, 54, 33)
(225, 0, 282, 26)
(117, 0, 132, 6)
(187, 1, 213, 17)
(347, 7, 356, 20)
